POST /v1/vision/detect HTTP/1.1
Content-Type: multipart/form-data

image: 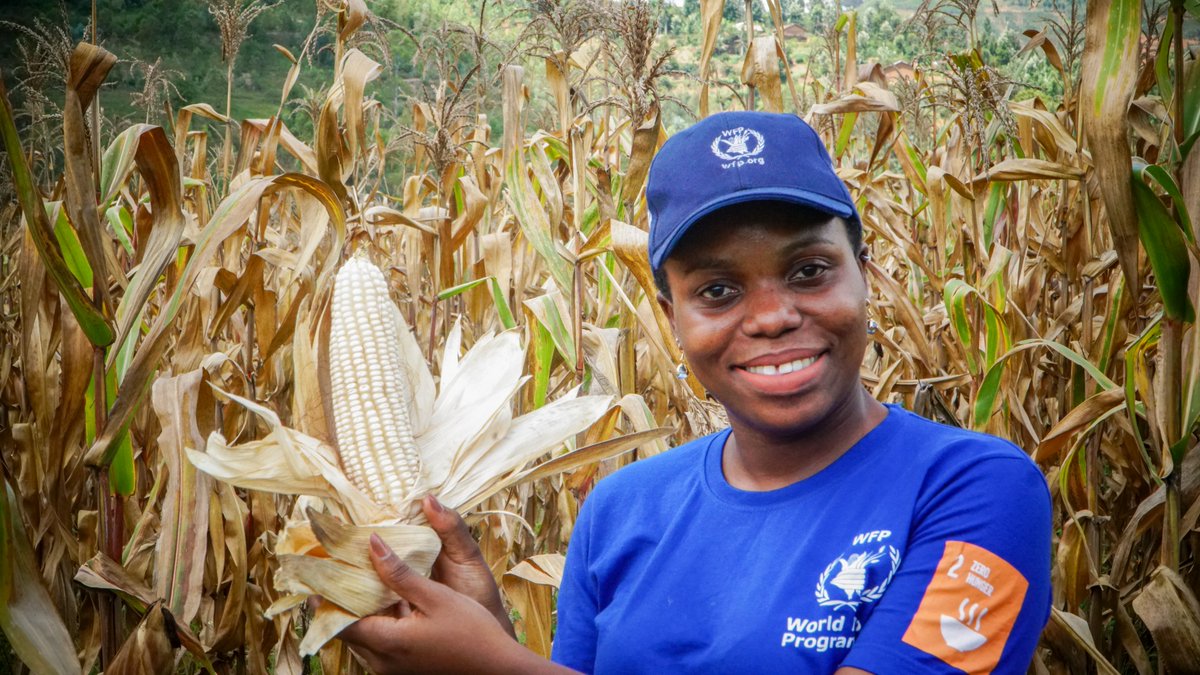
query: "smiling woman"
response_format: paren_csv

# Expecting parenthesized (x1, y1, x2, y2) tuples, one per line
(659, 204, 880, 488)
(338, 112, 1052, 675)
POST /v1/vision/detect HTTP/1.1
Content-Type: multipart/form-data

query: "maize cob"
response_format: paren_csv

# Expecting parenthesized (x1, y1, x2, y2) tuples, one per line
(329, 256, 423, 508)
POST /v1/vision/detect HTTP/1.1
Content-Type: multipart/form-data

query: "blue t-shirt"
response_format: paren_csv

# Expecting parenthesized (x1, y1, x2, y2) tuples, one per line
(551, 405, 1051, 674)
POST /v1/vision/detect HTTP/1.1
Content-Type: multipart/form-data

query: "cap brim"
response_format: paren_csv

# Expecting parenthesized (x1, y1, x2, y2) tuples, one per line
(650, 188, 858, 269)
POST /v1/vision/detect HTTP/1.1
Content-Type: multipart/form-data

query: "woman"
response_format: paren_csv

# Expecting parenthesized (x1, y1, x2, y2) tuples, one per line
(340, 111, 1052, 674)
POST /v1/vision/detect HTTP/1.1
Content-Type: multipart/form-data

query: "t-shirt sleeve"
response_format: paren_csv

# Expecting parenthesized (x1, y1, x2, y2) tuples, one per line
(550, 491, 600, 673)
(839, 452, 1052, 675)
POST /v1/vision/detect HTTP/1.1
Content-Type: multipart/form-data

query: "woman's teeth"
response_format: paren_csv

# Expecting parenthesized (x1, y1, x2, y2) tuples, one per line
(743, 355, 818, 376)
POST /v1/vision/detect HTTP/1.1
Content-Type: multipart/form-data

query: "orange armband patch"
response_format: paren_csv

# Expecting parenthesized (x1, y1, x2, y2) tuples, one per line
(901, 541, 1028, 674)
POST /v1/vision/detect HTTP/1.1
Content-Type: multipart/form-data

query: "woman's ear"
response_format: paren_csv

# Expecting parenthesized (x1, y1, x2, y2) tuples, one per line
(857, 246, 873, 297)
(657, 292, 676, 333)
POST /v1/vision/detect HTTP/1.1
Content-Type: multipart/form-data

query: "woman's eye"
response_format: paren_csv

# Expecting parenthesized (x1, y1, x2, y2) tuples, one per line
(792, 263, 829, 281)
(698, 284, 736, 300)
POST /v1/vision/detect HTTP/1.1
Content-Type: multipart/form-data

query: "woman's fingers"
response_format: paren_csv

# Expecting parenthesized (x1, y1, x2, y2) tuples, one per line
(396, 598, 413, 618)
(421, 495, 479, 564)
(339, 613, 389, 645)
(369, 534, 441, 608)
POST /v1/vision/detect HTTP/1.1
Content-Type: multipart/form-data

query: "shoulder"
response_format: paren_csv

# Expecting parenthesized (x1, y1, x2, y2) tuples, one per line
(886, 405, 1041, 475)
(867, 406, 1049, 518)
(581, 430, 719, 510)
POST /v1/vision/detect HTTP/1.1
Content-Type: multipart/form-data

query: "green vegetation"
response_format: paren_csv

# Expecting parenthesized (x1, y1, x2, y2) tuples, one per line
(0, 0, 1123, 137)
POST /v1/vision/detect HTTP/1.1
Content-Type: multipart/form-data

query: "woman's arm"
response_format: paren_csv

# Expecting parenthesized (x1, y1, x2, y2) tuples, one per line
(837, 454, 1052, 674)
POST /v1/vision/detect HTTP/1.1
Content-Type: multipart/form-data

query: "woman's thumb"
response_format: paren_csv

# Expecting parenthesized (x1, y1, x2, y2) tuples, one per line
(369, 534, 436, 606)
(422, 495, 479, 561)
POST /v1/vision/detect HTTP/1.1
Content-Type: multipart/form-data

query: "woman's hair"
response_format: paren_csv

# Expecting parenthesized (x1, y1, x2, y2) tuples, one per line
(652, 201, 863, 300)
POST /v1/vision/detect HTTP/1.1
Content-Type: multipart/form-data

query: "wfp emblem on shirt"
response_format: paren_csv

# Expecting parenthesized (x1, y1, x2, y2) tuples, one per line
(815, 533, 902, 611)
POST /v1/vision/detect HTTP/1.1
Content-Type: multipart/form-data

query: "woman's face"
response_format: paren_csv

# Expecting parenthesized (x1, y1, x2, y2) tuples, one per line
(658, 203, 870, 441)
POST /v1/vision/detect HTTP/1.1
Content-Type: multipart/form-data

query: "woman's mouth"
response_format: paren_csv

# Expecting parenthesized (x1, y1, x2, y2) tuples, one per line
(741, 355, 819, 376)
(734, 352, 826, 394)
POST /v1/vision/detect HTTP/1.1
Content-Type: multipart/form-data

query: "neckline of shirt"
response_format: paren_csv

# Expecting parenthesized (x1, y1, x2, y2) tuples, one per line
(701, 403, 906, 508)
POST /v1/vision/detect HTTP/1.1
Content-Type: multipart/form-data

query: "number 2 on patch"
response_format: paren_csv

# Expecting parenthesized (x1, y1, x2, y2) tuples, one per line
(947, 554, 964, 579)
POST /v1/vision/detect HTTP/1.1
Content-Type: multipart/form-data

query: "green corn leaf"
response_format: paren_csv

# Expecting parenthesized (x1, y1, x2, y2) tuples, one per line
(982, 305, 1008, 370)
(100, 122, 155, 206)
(48, 201, 93, 288)
(532, 321, 555, 409)
(107, 406, 135, 495)
(524, 291, 576, 368)
(1131, 160, 1195, 323)
(1182, 40, 1200, 159)
(436, 276, 517, 330)
(1154, 12, 1176, 106)
(437, 277, 493, 300)
(982, 182, 1006, 249)
(901, 133, 927, 184)
(105, 204, 135, 256)
(975, 339, 1117, 428)
(834, 112, 857, 159)
(0, 78, 114, 346)
(506, 158, 574, 294)
(491, 280, 518, 330)
(943, 279, 977, 374)
(1138, 162, 1194, 242)
(1125, 318, 1162, 481)
(107, 313, 142, 496)
(1097, 273, 1125, 374)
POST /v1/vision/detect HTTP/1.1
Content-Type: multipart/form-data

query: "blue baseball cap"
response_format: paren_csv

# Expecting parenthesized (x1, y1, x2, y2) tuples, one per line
(646, 111, 861, 270)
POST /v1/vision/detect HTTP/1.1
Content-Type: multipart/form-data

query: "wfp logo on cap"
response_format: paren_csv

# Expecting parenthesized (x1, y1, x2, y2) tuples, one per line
(711, 126, 766, 169)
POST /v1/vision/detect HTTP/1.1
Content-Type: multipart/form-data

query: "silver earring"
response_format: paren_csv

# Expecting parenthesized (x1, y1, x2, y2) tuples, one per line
(866, 319, 879, 335)
(675, 362, 689, 380)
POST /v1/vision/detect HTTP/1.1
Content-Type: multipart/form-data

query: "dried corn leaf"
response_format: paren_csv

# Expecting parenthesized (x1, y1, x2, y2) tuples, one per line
(507, 554, 566, 588)
(276, 554, 397, 618)
(742, 37, 784, 113)
(502, 571, 554, 657)
(62, 43, 117, 319)
(1131, 566, 1200, 673)
(811, 82, 900, 114)
(0, 480, 81, 675)
(445, 393, 613, 512)
(971, 158, 1084, 184)
(107, 601, 180, 675)
(306, 508, 440, 572)
(1049, 608, 1120, 675)
(300, 603, 358, 657)
(187, 387, 384, 524)
(697, 0, 726, 117)
(1080, 0, 1142, 294)
(152, 370, 212, 625)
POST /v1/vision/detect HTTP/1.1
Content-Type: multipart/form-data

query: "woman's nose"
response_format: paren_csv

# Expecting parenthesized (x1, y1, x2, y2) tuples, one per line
(740, 285, 801, 337)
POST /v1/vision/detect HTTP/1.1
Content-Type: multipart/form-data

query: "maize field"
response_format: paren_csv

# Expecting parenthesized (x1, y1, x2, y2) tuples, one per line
(0, 0, 1197, 672)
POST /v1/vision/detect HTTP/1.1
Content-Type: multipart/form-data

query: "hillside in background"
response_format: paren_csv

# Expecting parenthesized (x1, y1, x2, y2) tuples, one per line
(2, 0, 1156, 137)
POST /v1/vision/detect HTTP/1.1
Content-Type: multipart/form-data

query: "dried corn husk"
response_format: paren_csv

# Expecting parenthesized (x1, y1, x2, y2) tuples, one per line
(187, 257, 616, 655)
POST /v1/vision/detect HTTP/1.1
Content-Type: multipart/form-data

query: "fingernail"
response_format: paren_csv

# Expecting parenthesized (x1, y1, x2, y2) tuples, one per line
(425, 494, 445, 513)
(369, 533, 393, 559)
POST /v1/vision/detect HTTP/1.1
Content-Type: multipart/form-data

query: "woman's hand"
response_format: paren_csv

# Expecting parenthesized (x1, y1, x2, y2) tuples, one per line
(419, 495, 515, 637)
(338, 535, 568, 675)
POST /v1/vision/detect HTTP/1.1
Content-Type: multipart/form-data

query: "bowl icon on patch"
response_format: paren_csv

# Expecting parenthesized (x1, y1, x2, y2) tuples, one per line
(940, 599, 988, 652)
